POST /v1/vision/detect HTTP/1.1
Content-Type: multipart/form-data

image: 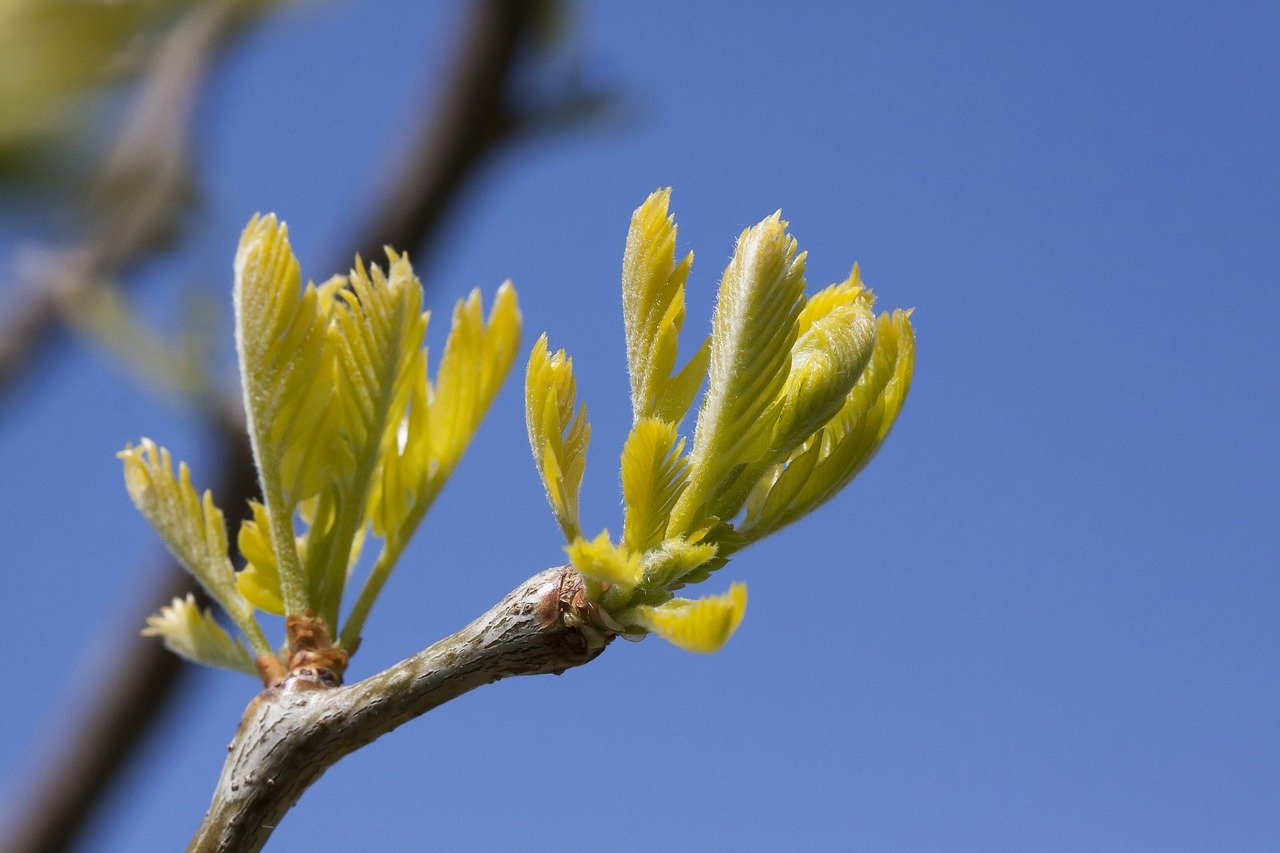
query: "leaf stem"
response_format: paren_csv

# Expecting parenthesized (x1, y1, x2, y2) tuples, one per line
(338, 545, 401, 650)
(262, 481, 309, 615)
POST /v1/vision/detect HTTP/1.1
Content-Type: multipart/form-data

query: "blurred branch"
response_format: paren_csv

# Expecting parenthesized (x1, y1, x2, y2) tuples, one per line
(351, 0, 537, 264)
(2, 1, 585, 850)
(0, 0, 262, 412)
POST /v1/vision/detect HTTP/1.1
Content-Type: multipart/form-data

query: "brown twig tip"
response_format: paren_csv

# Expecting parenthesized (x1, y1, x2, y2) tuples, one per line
(280, 612, 348, 689)
(542, 568, 617, 669)
(284, 611, 331, 652)
(254, 655, 286, 686)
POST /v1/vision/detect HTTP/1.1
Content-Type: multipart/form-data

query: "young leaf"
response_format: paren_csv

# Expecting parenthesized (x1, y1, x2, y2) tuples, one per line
(347, 284, 521, 649)
(525, 334, 591, 541)
(429, 282, 522, 474)
(369, 352, 431, 543)
(119, 439, 268, 654)
(307, 250, 427, 622)
(624, 582, 748, 653)
(373, 283, 519, 546)
(621, 188, 708, 424)
(235, 501, 283, 616)
(632, 534, 719, 603)
(741, 308, 915, 538)
(669, 213, 807, 534)
(566, 530, 643, 593)
(142, 594, 258, 676)
(620, 418, 689, 553)
(795, 265, 870, 336)
(233, 215, 338, 613)
(767, 298, 877, 465)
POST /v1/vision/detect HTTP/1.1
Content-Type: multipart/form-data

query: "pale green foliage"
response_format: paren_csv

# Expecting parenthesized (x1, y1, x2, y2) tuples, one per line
(235, 501, 284, 614)
(119, 439, 269, 658)
(526, 191, 915, 653)
(0, 0, 161, 150)
(123, 215, 520, 673)
(142, 594, 258, 676)
(623, 583, 748, 654)
(302, 252, 427, 626)
(742, 305, 915, 539)
(620, 419, 688, 553)
(621, 189, 710, 424)
(525, 335, 590, 541)
(667, 212, 808, 534)
(565, 531, 643, 594)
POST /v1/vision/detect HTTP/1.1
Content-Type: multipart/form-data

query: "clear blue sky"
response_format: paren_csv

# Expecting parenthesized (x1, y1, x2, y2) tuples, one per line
(2, 1, 1277, 849)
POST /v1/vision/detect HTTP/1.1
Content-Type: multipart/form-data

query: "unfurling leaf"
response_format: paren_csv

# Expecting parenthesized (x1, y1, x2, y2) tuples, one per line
(621, 188, 708, 424)
(370, 284, 520, 547)
(566, 530, 643, 593)
(236, 501, 283, 615)
(634, 534, 719, 601)
(525, 335, 591, 541)
(233, 215, 338, 613)
(669, 213, 807, 535)
(769, 296, 876, 455)
(143, 594, 259, 676)
(306, 250, 427, 623)
(119, 439, 268, 654)
(742, 307, 915, 539)
(624, 583, 748, 653)
(234, 214, 339, 511)
(620, 419, 688, 553)
(430, 282, 522, 469)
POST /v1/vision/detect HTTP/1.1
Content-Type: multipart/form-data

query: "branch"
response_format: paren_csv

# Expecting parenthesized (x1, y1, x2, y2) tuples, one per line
(350, 0, 537, 264)
(3, 418, 257, 853)
(0, 0, 259, 411)
(190, 566, 612, 852)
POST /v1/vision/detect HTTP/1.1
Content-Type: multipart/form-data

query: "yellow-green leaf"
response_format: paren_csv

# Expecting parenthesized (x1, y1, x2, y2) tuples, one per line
(621, 188, 707, 424)
(795, 265, 871, 336)
(370, 283, 519, 548)
(236, 501, 284, 615)
(142, 594, 258, 676)
(669, 212, 807, 535)
(636, 534, 720, 598)
(429, 282, 522, 472)
(627, 582, 748, 653)
(769, 297, 877, 459)
(233, 214, 339, 614)
(119, 439, 267, 654)
(566, 530, 643, 592)
(742, 308, 915, 538)
(308, 250, 427, 621)
(234, 214, 340, 510)
(525, 334, 591, 541)
(620, 418, 688, 553)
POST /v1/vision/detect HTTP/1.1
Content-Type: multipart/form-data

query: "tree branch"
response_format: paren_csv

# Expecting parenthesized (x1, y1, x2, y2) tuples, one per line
(350, 0, 538, 265)
(0, 0, 260, 411)
(189, 566, 612, 852)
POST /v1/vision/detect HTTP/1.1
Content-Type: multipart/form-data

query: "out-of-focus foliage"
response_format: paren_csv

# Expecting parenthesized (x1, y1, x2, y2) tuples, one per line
(527, 190, 915, 653)
(0, 0, 174, 166)
(121, 216, 521, 674)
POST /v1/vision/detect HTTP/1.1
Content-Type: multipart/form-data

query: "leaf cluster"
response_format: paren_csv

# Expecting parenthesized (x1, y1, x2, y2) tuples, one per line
(121, 216, 520, 674)
(526, 189, 915, 653)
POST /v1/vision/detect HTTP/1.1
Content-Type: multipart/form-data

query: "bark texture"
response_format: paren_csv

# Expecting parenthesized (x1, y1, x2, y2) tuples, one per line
(189, 566, 611, 852)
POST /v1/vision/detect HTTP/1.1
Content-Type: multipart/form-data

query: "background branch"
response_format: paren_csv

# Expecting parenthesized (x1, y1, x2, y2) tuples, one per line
(1, 2, 555, 850)
(0, 0, 261, 411)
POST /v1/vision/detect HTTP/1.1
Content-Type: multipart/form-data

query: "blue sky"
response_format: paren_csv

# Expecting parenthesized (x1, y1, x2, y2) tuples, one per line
(2, 1, 1277, 849)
